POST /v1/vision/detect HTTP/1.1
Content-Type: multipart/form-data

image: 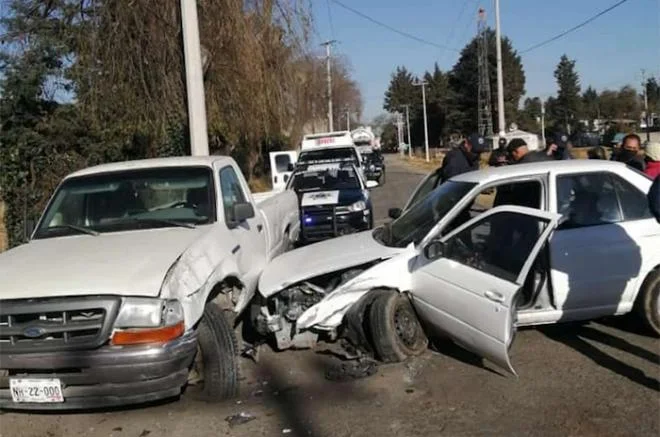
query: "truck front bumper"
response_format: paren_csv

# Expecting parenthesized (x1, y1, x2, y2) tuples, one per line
(0, 331, 197, 411)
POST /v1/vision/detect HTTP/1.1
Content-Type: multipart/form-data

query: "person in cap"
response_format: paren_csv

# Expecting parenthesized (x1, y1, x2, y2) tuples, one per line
(644, 141, 660, 178)
(649, 175, 660, 223)
(488, 136, 509, 167)
(544, 132, 572, 160)
(613, 133, 645, 172)
(506, 138, 550, 164)
(439, 133, 487, 183)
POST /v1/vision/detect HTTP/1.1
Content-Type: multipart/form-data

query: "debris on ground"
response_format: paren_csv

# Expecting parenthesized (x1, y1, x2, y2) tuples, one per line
(138, 430, 151, 437)
(241, 344, 260, 363)
(325, 359, 378, 382)
(112, 427, 122, 432)
(224, 412, 257, 428)
(282, 429, 292, 434)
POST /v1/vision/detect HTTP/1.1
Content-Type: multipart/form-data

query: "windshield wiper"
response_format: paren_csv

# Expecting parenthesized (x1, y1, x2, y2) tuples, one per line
(133, 217, 197, 229)
(49, 224, 100, 236)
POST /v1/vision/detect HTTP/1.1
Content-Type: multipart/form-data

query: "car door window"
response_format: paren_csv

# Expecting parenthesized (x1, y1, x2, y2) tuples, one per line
(556, 173, 622, 229)
(442, 211, 550, 283)
(219, 167, 247, 223)
(443, 180, 542, 236)
(408, 171, 442, 208)
(611, 175, 653, 221)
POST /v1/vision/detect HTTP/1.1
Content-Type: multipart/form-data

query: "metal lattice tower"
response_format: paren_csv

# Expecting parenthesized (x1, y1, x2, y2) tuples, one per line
(477, 7, 494, 138)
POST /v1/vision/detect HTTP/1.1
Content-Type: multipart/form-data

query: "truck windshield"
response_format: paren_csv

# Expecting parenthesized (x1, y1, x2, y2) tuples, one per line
(298, 148, 358, 166)
(290, 168, 361, 192)
(374, 180, 476, 248)
(34, 167, 215, 239)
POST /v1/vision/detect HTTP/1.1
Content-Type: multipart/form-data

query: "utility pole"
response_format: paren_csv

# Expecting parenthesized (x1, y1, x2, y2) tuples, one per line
(477, 8, 494, 139)
(403, 104, 412, 157)
(414, 80, 430, 162)
(494, 0, 506, 137)
(642, 69, 651, 143)
(344, 107, 351, 131)
(540, 99, 546, 146)
(180, 0, 209, 156)
(395, 113, 404, 155)
(321, 40, 337, 132)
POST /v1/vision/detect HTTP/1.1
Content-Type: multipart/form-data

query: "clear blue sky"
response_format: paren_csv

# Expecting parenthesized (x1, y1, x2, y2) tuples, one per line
(311, 0, 660, 121)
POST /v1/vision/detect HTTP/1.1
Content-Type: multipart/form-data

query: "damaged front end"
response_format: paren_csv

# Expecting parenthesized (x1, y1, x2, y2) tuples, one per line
(253, 243, 415, 352)
(252, 264, 375, 350)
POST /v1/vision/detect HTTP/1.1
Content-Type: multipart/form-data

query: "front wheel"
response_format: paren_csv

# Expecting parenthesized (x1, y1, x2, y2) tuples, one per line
(635, 269, 660, 337)
(369, 291, 428, 362)
(190, 303, 240, 401)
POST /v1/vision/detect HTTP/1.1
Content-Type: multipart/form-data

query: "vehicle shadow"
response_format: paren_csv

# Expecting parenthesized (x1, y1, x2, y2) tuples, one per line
(428, 337, 504, 377)
(539, 324, 659, 392)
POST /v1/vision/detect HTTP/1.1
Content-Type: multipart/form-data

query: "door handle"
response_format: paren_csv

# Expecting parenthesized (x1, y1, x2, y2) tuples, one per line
(484, 290, 505, 304)
(257, 224, 263, 232)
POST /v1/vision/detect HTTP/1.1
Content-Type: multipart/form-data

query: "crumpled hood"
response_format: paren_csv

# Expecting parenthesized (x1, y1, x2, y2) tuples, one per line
(259, 230, 404, 297)
(0, 227, 211, 300)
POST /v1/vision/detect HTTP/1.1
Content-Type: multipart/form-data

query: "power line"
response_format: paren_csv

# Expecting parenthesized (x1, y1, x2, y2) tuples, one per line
(520, 0, 631, 54)
(330, 0, 459, 52)
(325, 0, 336, 40)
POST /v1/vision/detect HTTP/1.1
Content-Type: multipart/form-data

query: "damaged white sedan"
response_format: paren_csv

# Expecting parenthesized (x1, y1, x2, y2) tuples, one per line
(254, 160, 660, 374)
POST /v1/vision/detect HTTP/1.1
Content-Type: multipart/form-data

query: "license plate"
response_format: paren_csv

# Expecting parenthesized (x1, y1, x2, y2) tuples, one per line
(10, 378, 64, 403)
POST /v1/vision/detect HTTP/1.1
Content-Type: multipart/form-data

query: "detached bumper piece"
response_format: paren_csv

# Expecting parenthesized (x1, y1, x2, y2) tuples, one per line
(301, 205, 370, 242)
(0, 296, 197, 410)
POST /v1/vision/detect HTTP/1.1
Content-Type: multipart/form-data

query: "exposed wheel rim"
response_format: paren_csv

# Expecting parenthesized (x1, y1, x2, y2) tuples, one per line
(393, 305, 419, 347)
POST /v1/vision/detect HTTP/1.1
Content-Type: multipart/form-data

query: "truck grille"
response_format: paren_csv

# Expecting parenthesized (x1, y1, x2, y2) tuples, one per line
(0, 296, 121, 353)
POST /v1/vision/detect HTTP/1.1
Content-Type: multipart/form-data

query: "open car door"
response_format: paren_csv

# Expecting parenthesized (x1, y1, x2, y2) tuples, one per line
(269, 151, 298, 191)
(411, 205, 560, 374)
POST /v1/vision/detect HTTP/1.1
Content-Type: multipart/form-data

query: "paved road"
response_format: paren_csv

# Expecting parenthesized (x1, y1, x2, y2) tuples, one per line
(2, 155, 659, 437)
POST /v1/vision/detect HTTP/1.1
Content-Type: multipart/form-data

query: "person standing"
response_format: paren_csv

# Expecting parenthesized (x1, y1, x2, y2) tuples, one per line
(643, 142, 660, 178)
(613, 133, 646, 172)
(506, 138, 551, 164)
(543, 133, 572, 160)
(488, 136, 509, 167)
(439, 133, 488, 183)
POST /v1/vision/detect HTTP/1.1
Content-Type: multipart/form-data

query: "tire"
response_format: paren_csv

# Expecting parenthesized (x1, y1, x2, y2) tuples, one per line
(192, 303, 240, 401)
(635, 269, 660, 337)
(369, 291, 428, 363)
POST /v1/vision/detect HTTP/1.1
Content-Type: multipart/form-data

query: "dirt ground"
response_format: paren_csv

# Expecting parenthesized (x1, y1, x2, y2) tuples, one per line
(1, 156, 658, 437)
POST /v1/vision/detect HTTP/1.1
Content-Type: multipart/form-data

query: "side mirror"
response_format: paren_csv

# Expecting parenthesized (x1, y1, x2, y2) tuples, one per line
(366, 180, 379, 189)
(388, 208, 402, 219)
(287, 163, 295, 172)
(230, 202, 255, 227)
(423, 240, 445, 260)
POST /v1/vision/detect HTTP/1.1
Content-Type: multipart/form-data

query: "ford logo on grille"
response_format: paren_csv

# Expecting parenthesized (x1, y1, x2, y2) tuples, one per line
(23, 326, 46, 338)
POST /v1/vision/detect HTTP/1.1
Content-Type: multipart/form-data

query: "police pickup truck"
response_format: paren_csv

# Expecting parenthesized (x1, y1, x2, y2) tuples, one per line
(287, 160, 378, 244)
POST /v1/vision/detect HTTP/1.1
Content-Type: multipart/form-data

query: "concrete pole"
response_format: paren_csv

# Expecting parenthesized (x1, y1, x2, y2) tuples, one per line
(541, 99, 546, 146)
(405, 105, 412, 158)
(180, 0, 209, 156)
(415, 81, 430, 162)
(494, 0, 506, 137)
(322, 40, 337, 132)
(642, 69, 651, 143)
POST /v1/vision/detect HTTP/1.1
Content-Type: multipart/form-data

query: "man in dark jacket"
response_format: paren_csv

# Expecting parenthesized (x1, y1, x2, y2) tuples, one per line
(612, 133, 646, 172)
(439, 133, 487, 183)
(488, 136, 509, 167)
(507, 138, 550, 164)
(649, 175, 660, 223)
(540, 132, 572, 160)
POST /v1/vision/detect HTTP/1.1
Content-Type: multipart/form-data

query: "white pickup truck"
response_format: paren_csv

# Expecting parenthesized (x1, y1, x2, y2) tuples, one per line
(0, 155, 299, 410)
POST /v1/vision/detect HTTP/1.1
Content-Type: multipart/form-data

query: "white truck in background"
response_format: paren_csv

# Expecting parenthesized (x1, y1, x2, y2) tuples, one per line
(269, 130, 364, 191)
(0, 155, 299, 410)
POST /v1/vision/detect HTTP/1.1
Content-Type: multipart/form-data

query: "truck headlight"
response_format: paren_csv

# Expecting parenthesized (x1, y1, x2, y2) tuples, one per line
(347, 200, 367, 212)
(111, 298, 185, 345)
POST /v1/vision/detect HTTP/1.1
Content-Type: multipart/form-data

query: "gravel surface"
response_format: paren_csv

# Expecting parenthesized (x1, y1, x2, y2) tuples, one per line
(2, 155, 658, 437)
